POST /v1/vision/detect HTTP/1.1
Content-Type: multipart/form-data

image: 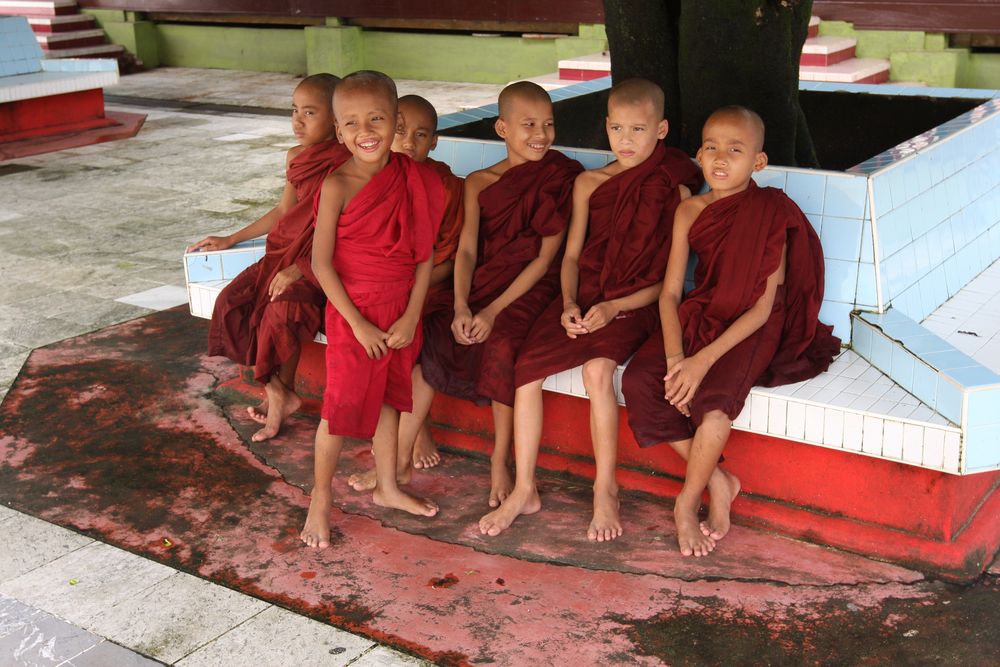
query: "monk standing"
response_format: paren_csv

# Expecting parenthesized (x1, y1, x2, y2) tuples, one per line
(403, 82, 583, 508)
(480, 79, 702, 539)
(621, 106, 840, 557)
(300, 71, 444, 549)
(190, 74, 350, 442)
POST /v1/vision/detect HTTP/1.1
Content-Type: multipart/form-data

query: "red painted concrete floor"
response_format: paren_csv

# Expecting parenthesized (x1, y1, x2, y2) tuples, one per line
(0, 111, 145, 161)
(0, 308, 998, 666)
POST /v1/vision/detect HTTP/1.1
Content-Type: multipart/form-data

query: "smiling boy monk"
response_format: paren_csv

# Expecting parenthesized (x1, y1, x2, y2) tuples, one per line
(300, 71, 444, 549)
(191, 73, 350, 443)
(621, 106, 840, 557)
(479, 78, 702, 538)
(401, 82, 583, 508)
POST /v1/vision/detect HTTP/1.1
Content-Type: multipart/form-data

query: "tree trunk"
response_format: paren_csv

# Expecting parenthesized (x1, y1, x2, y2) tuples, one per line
(604, 0, 819, 167)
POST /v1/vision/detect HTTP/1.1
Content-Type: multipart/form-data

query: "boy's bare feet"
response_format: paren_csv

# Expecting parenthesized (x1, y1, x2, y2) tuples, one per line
(251, 377, 302, 442)
(488, 460, 513, 508)
(247, 398, 268, 424)
(347, 466, 411, 492)
(588, 486, 622, 542)
(372, 487, 439, 517)
(412, 425, 441, 469)
(479, 486, 540, 536)
(700, 469, 741, 541)
(300, 488, 332, 548)
(674, 492, 715, 557)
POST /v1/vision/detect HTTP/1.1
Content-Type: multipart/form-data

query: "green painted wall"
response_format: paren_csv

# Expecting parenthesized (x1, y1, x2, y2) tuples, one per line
(965, 54, 1000, 89)
(155, 24, 306, 74)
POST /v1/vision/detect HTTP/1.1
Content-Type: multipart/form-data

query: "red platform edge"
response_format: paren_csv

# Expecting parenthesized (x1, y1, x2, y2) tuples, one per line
(230, 335, 999, 582)
(0, 109, 146, 160)
(558, 67, 609, 81)
(800, 46, 856, 67)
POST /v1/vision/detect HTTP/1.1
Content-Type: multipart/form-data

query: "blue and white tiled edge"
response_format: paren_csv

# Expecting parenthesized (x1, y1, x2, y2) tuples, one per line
(184, 81, 1000, 476)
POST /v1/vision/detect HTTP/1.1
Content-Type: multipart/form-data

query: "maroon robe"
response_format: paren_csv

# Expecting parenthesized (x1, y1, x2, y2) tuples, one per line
(322, 153, 443, 438)
(622, 181, 841, 446)
(514, 142, 702, 387)
(420, 150, 583, 407)
(208, 139, 351, 384)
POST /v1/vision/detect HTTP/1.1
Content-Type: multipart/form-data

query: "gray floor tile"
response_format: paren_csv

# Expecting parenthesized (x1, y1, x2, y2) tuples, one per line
(85, 572, 269, 664)
(0, 609, 102, 666)
(62, 639, 165, 667)
(176, 605, 374, 667)
(0, 542, 174, 627)
(0, 513, 93, 583)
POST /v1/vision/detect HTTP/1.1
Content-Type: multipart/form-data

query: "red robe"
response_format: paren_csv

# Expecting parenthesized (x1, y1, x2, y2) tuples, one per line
(322, 153, 444, 438)
(622, 181, 841, 446)
(426, 157, 465, 268)
(208, 139, 351, 384)
(514, 142, 702, 387)
(420, 150, 583, 407)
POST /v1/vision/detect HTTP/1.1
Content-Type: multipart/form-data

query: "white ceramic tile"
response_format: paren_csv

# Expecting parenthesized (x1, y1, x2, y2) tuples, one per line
(902, 423, 925, 463)
(922, 428, 946, 468)
(749, 394, 769, 431)
(823, 408, 844, 447)
(843, 412, 864, 451)
(882, 420, 904, 459)
(732, 403, 751, 429)
(804, 405, 825, 443)
(786, 401, 806, 440)
(116, 285, 189, 311)
(767, 398, 787, 436)
(862, 416, 883, 454)
(944, 431, 961, 471)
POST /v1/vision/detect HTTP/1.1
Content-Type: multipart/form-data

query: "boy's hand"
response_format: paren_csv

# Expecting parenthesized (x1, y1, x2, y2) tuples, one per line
(268, 266, 303, 301)
(351, 319, 390, 359)
(386, 313, 418, 349)
(469, 307, 496, 343)
(560, 303, 587, 338)
(664, 352, 710, 414)
(452, 305, 475, 345)
(187, 235, 234, 253)
(580, 301, 620, 334)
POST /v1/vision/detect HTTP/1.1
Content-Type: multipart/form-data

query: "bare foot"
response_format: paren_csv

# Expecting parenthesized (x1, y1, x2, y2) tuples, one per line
(488, 460, 513, 508)
(252, 377, 302, 442)
(348, 466, 411, 492)
(412, 425, 441, 469)
(588, 486, 622, 542)
(674, 495, 715, 557)
(479, 486, 540, 536)
(372, 487, 438, 517)
(700, 470, 741, 541)
(246, 398, 268, 424)
(300, 488, 332, 548)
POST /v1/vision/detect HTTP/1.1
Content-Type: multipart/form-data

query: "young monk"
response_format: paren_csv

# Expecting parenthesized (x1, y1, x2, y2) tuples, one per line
(401, 82, 583, 508)
(190, 73, 350, 443)
(300, 71, 445, 549)
(479, 78, 703, 539)
(347, 94, 466, 489)
(621, 106, 841, 557)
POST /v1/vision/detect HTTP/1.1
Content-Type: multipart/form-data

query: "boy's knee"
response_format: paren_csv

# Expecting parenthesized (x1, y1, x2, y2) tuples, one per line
(702, 409, 730, 425)
(582, 358, 616, 392)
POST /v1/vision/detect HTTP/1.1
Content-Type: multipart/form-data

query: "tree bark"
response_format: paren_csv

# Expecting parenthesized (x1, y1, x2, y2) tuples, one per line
(605, 0, 818, 167)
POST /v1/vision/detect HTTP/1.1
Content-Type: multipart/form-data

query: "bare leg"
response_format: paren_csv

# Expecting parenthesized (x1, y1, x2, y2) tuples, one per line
(479, 383, 543, 535)
(251, 352, 303, 442)
(583, 359, 623, 542)
(673, 411, 732, 557)
(350, 365, 433, 491)
(412, 421, 441, 469)
(371, 404, 439, 517)
(488, 400, 515, 508)
(665, 431, 741, 542)
(300, 419, 343, 548)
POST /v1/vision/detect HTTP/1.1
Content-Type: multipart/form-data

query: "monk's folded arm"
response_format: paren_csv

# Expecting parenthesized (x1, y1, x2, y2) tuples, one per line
(484, 231, 565, 317)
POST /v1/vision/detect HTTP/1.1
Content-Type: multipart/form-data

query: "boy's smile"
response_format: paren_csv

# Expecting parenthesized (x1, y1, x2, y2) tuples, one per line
(495, 97, 555, 165)
(334, 88, 397, 166)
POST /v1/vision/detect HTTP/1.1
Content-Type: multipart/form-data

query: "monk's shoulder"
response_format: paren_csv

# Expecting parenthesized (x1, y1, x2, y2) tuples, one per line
(285, 145, 305, 167)
(465, 166, 502, 196)
(676, 193, 709, 226)
(574, 168, 609, 199)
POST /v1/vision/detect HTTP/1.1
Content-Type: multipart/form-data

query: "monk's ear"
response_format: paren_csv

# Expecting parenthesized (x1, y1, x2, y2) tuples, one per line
(656, 118, 669, 140)
(494, 117, 507, 140)
(695, 146, 703, 165)
(335, 121, 343, 143)
(753, 151, 768, 171)
(430, 134, 439, 151)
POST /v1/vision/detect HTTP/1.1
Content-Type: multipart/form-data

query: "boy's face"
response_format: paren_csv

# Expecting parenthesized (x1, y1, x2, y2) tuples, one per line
(291, 83, 335, 147)
(605, 99, 667, 168)
(696, 115, 768, 196)
(494, 96, 555, 164)
(392, 101, 437, 162)
(334, 87, 397, 164)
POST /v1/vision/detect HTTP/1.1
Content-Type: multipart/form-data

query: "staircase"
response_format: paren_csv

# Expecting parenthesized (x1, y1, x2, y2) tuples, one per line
(0, 0, 134, 68)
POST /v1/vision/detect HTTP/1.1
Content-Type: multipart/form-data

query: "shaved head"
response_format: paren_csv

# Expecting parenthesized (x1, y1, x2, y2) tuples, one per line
(608, 77, 665, 119)
(335, 70, 398, 111)
(498, 81, 552, 119)
(399, 94, 438, 132)
(706, 105, 765, 151)
(297, 72, 340, 104)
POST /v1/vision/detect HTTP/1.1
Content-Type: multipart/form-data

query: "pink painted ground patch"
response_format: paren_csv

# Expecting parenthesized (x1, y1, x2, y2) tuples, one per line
(1, 308, 997, 666)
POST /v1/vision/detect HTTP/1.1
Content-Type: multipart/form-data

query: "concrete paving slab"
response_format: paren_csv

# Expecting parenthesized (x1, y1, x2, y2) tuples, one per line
(0, 543, 175, 627)
(0, 606, 102, 666)
(0, 513, 93, 583)
(175, 605, 374, 667)
(67, 639, 165, 666)
(84, 572, 269, 664)
(350, 646, 434, 666)
(114, 285, 188, 311)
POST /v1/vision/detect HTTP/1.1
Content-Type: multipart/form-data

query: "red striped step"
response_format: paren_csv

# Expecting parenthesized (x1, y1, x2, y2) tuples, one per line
(41, 43, 123, 59)
(800, 36, 857, 67)
(27, 13, 94, 33)
(36, 28, 105, 51)
(808, 15, 820, 38)
(0, 1, 77, 17)
(557, 52, 610, 81)
(800, 57, 891, 84)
